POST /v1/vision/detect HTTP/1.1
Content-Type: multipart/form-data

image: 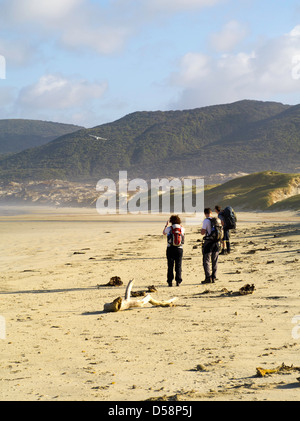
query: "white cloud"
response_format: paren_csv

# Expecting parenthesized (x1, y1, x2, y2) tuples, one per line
(0, 0, 224, 56)
(0, 86, 16, 107)
(16, 73, 108, 110)
(210, 20, 249, 52)
(169, 25, 300, 109)
(172, 53, 211, 87)
(1, 0, 133, 55)
(6, 0, 84, 22)
(0, 37, 39, 67)
(144, 0, 222, 13)
(115, 0, 222, 13)
(289, 25, 300, 37)
(60, 24, 132, 55)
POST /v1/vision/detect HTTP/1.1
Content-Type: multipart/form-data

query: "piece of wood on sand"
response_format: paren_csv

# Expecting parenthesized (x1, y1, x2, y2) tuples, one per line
(103, 280, 177, 312)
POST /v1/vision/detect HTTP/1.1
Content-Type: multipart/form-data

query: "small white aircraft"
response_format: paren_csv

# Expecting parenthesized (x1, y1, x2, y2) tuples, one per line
(89, 135, 108, 140)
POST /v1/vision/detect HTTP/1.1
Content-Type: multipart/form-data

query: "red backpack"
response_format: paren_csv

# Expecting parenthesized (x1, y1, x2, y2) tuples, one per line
(168, 225, 183, 246)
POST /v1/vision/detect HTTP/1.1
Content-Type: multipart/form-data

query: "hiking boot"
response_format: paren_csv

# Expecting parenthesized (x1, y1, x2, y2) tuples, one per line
(176, 281, 181, 286)
(219, 249, 227, 255)
(167, 282, 172, 287)
(201, 278, 214, 284)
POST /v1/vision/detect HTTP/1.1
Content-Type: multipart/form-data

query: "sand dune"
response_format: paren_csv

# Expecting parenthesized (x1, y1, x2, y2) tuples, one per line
(0, 207, 299, 401)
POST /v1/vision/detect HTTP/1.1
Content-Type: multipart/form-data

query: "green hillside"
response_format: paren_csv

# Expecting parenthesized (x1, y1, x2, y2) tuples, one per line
(0, 119, 84, 154)
(204, 171, 300, 210)
(268, 194, 300, 211)
(0, 100, 299, 182)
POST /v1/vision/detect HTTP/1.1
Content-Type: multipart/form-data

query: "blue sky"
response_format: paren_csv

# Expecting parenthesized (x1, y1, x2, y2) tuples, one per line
(0, 0, 300, 128)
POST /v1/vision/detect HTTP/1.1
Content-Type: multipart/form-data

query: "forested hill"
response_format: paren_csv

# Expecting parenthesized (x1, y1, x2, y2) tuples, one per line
(0, 119, 84, 154)
(0, 100, 299, 182)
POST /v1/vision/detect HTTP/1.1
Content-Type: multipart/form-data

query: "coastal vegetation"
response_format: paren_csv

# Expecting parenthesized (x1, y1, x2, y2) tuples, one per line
(0, 119, 84, 155)
(203, 171, 300, 210)
(0, 100, 299, 182)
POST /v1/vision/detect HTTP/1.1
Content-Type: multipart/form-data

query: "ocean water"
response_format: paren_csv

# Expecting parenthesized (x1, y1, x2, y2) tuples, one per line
(0, 205, 30, 216)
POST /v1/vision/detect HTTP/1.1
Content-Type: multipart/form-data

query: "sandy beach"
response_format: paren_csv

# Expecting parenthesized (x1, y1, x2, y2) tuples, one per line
(0, 206, 299, 401)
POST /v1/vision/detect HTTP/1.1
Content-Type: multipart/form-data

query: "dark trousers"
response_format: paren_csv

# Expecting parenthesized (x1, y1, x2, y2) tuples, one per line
(166, 246, 183, 285)
(223, 228, 231, 252)
(202, 241, 219, 281)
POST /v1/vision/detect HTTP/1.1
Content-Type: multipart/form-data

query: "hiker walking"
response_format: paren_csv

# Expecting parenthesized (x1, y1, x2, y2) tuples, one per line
(215, 205, 237, 255)
(163, 215, 185, 287)
(201, 208, 222, 284)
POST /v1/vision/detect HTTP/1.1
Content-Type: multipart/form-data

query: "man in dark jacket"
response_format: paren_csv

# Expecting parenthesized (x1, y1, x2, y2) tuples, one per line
(201, 208, 221, 284)
(215, 205, 234, 255)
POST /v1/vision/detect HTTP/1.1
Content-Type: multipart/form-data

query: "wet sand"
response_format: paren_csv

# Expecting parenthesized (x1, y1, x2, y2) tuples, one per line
(0, 207, 300, 401)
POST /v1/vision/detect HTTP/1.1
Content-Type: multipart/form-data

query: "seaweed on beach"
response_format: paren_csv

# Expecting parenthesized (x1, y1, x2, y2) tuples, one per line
(97, 276, 123, 287)
(256, 363, 300, 377)
(197, 284, 255, 297)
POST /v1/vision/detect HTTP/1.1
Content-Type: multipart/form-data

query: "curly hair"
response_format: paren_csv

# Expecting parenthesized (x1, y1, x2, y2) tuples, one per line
(169, 214, 181, 225)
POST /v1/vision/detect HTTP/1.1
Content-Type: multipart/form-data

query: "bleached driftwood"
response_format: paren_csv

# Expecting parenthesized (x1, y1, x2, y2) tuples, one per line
(103, 280, 177, 312)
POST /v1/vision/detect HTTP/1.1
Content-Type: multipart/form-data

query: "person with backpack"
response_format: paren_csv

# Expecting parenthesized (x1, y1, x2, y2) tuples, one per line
(200, 208, 222, 284)
(215, 205, 237, 255)
(163, 215, 185, 287)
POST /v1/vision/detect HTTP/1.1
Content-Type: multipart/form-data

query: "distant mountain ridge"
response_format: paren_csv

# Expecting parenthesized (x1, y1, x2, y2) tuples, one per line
(0, 100, 299, 182)
(0, 119, 84, 154)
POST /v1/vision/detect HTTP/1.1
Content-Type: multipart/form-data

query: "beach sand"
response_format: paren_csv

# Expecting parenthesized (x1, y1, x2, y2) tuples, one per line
(0, 206, 299, 401)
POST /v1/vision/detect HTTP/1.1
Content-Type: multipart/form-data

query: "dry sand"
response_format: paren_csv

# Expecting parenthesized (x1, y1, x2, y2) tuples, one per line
(0, 206, 300, 401)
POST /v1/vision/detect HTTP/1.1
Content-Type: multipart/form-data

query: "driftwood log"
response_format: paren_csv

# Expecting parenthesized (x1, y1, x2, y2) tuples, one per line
(103, 280, 177, 312)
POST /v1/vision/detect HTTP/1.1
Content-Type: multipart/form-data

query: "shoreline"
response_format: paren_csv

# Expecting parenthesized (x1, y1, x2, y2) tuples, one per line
(0, 204, 299, 222)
